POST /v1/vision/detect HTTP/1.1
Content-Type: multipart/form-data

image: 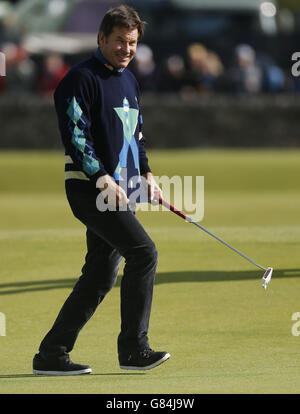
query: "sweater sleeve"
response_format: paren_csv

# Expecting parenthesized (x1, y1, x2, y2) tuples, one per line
(54, 69, 108, 183)
(137, 107, 152, 175)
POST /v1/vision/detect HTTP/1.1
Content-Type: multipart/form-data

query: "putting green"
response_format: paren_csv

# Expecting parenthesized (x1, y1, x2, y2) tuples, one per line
(0, 149, 300, 394)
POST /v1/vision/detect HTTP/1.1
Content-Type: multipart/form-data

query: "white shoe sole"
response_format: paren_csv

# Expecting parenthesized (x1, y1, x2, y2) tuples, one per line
(120, 352, 170, 371)
(33, 368, 92, 376)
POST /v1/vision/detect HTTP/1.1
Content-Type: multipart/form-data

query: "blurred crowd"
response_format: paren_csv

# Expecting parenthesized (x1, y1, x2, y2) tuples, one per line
(130, 42, 299, 98)
(0, 40, 298, 98)
(0, 41, 71, 97)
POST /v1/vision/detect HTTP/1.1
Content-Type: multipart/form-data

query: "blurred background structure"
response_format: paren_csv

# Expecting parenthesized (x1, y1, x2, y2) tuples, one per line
(0, 0, 300, 148)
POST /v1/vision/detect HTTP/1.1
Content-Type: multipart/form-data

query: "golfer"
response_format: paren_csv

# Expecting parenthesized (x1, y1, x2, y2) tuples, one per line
(33, 5, 170, 375)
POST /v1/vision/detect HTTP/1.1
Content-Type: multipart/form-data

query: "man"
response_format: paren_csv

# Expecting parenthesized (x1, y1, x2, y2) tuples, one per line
(33, 5, 170, 375)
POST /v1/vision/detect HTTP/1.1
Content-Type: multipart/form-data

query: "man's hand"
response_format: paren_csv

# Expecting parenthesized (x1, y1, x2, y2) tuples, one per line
(142, 172, 162, 205)
(96, 174, 129, 207)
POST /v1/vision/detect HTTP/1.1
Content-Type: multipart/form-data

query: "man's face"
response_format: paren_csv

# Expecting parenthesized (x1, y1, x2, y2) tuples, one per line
(99, 26, 138, 69)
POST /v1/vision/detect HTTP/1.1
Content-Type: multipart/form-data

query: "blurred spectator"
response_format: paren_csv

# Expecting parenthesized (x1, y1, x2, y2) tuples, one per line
(256, 53, 285, 93)
(290, 75, 300, 94)
(0, 42, 37, 93)
(227, 44, 263, 94)
(37, 53, 70, 97)
(185, 43, 224, 95)
(263, 65, 285, 93)
(129, 44, 156, 91)
(156, 54, 187, 94)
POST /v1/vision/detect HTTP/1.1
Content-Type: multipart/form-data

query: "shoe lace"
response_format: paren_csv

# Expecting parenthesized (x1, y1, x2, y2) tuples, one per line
(140, 348, 154, 359)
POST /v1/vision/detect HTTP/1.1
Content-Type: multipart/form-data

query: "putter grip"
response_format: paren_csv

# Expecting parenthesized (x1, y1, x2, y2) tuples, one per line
(158, 196, 189, 221)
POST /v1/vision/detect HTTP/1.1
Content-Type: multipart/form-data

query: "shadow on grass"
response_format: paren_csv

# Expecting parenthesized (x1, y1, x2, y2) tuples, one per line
(0, 268, 299, 295)
(0, 373, 145, 379)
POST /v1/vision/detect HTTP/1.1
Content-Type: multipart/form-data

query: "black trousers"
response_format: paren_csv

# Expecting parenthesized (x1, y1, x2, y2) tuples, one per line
(39, 182, 158, 359)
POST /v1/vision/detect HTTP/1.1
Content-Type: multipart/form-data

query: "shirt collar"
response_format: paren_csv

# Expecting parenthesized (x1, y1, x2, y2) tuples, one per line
(94, 48, 125, 74)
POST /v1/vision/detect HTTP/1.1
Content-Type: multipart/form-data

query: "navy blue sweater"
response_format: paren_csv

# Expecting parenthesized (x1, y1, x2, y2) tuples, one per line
(54, 49, 151, 194)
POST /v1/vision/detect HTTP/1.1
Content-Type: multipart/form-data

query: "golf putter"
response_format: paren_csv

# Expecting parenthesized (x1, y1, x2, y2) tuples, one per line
(158, 196, 273, 289)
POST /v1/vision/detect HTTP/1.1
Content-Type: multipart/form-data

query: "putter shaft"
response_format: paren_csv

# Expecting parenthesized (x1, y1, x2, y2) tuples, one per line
(159, 197, 267, 272)
(190, 220, 267, 271)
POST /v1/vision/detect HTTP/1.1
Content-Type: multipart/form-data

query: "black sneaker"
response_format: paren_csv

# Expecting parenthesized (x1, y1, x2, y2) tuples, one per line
(119, 348, 170, 371)
(32, 353, 92, 376)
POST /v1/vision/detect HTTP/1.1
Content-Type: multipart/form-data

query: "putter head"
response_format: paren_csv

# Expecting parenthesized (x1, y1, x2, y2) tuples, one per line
(262, 267, 273, 289)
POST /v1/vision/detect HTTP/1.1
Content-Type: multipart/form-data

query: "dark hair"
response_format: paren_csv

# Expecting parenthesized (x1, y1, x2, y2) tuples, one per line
(97, 5, 146, 44)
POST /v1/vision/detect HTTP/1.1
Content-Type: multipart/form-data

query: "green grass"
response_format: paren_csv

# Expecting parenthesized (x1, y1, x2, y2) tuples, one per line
(0, 148, 300, 394)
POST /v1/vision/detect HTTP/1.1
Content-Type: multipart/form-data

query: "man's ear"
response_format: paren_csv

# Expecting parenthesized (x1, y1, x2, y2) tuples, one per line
(98, 31, 105, 47)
